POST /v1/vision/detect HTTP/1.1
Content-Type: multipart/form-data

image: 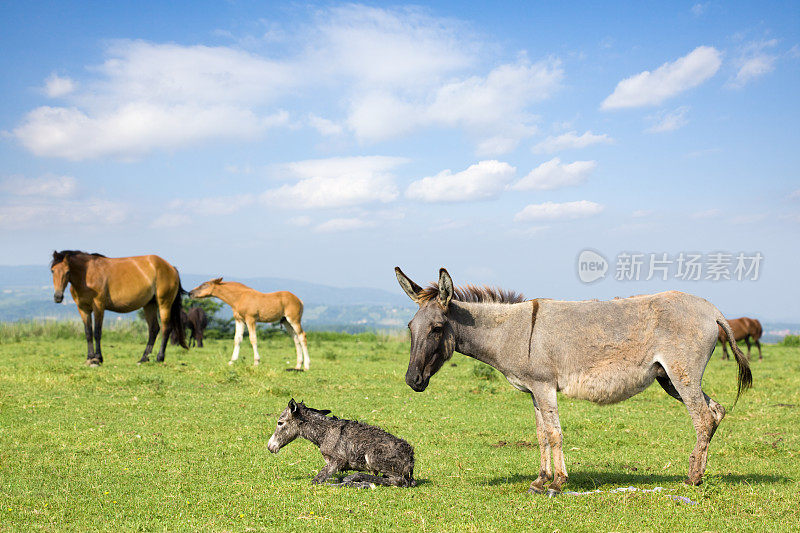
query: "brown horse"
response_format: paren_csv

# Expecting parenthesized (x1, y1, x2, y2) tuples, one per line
(50, 250, 187, 365)
(718, 317, 763, 360)
(188, 278, 310, 369)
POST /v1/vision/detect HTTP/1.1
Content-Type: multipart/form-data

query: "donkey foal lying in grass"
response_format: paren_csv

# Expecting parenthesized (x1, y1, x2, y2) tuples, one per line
(268, 399, 416, 488)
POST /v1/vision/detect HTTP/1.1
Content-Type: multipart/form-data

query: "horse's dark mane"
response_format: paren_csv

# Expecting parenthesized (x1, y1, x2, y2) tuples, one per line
(418, 283, 526, 305)
(51, 250, 106, 267)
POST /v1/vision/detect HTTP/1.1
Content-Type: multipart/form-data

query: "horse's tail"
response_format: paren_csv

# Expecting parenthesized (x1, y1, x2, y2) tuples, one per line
(716, 315, 752, 406)
(170, 278, 189, 349)
(751, 318, 763, 341)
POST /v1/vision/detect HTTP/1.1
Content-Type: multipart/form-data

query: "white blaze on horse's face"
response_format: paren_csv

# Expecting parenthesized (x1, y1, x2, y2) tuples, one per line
(51, 260, 69, 303)
(267, 401, 300, 453)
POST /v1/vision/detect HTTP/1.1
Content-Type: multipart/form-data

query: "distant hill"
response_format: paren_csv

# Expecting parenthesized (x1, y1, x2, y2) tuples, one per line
(0, 265, 415, 330)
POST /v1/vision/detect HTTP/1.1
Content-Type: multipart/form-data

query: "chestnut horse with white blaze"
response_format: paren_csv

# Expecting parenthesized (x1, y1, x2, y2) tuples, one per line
(188, 278, 310, 370)
(50, 250, 187, 365)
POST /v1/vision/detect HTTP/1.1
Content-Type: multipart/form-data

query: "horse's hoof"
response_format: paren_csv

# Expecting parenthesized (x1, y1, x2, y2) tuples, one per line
(527, 485, 545, 495)
(546, 488, 560, 498)
(253, 361, 260, 366)
(228, 361, 234, 366)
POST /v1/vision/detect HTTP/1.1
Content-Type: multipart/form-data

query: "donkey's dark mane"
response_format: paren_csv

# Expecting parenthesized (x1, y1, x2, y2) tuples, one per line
(51, 250, 106, 267)
(418, 283, 525, 305)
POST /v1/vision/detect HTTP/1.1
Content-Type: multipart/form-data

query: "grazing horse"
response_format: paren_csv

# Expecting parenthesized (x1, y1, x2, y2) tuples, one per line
(188, 278, 310, 369)
(395, 267, 752, 495)
(170, 307, 208, 347)
(718, 317, 763, 360)
(50, 250, 187, 365)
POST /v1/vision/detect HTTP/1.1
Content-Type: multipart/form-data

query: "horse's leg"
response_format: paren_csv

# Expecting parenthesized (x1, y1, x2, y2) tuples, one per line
(744, 337, 752, 358)
(77, 307, 96, 364)
(720, 341, 729, 360)
(92, 306, 105, 365)
(527, 395, 553, 494)
(756, 339, 762, 360)
(286, 317, 310, 370)
(245, 317, 260, 366)
(196, 324, 204, 348)
(530, 383, 567, 496)
(155, 302, 172, 363)
(661, 363, 722, 486)
(229, 319, 245, 365)
(139, 301, 159, 364)
(281, 318, 304, 370)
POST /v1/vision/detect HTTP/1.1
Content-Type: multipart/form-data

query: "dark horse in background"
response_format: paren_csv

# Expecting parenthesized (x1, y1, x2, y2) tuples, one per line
(171, 307, 208, 347)
(718, 317, 763, 360)
(50, 250, 188, 365)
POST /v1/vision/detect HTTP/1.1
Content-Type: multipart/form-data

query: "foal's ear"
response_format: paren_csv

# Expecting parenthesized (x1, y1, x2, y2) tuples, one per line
(438, 268, 453, 309)
(288, 398, 298, 413)
(395, 266, 423, 303)
(211, 277, 223, 284)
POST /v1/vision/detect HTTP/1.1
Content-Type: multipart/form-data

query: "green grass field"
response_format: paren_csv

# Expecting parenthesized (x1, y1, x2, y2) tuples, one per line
(1, 325, 798, 532)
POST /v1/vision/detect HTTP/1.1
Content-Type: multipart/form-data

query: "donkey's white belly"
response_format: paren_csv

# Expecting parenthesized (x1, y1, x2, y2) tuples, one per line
(505, 374, 531, 393)
(560, 364, 658, 405)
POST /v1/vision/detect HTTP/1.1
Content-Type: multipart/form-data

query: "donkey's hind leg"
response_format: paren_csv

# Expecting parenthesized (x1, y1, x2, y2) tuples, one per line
(340, 472, 410, 487)
(660, 363, 724, 486)
(527, 395, 553, 494)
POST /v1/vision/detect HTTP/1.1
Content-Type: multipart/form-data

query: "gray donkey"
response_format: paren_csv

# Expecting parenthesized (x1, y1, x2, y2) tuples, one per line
(395, 267, 752, 496)
(267, 399, 416, 488)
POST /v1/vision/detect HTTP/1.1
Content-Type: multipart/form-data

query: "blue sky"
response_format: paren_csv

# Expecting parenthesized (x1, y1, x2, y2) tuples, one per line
(1, 1, 798, 321)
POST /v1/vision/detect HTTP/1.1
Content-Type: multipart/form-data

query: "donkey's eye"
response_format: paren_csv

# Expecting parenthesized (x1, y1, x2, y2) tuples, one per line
(431, 325, 443, 333)
(277, 421, 284, 427)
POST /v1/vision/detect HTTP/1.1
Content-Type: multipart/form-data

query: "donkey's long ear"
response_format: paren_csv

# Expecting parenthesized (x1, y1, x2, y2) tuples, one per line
(288, 398, 298, 413)
(395, 267, 423, 303)
(438, 268, 453, 309)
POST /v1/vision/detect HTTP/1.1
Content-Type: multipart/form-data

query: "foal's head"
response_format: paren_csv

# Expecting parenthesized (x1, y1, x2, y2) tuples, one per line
(395, 267, 456, 392)
(188, 277, 223, 299)
(267, 399, 331, 453)
(50, 251, 71, 303)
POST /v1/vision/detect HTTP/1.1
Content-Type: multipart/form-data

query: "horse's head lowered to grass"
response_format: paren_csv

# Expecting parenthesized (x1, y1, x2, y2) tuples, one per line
(395, 267, 457, 392)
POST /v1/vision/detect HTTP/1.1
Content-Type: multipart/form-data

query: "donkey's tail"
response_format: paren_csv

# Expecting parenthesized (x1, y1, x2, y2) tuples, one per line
(716, 315, 752, 406)
(170, 278, 189, 350)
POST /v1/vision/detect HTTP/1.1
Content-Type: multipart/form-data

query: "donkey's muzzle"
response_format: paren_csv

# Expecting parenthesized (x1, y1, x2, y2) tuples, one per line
(405, 370, 429, 392)
(53, 292, 64, 303)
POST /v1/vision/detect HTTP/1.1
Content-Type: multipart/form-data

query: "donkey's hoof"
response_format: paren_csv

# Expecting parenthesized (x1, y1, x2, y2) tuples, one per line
(228, 360, 234, 366)
(527, 484, 545, 495)
(86, 358, 101, 367)
(546, 488, 560, 498)
(684, 476, 702, 486)
(285, 367, 303, 372)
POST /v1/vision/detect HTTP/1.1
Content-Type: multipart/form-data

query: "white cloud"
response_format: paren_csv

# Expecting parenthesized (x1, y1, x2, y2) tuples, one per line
(43, 74, 76, 97)
(511, 158, 596, 191)
(632, 209, 653, 218)
(691, 208, 721, 219)
(289, 215, 312, 227)
(15, 104, 288, 161)
(14, 7, 565, 159)
(263, 156, 407, 209)
(514, 200, 604, 222)
(646, 106, 690, 133)
(691, 3, 708, 16)
(729, 40, 778, 88)
(601, 46, 722, 109)
(532, 130, 612, 153)
(347, 58, 561, 151)
(0, 174, 77, 197)
(169, 195, 255, 216)
(406, 160, 516, 203)
(0, 199, 128, 230)
(150, 213, 192, 228)
(315, 217, 374, 232)
(308, 114, 343, 136)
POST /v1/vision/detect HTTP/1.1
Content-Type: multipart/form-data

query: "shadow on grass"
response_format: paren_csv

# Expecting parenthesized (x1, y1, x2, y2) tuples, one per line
(482, 471, 789, 490)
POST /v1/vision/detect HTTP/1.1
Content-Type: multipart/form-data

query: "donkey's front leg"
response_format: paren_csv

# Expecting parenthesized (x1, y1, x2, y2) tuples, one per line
(527, 395, 553, 494)
(312, 459, 341, 484)
(531, 384, 568, 496)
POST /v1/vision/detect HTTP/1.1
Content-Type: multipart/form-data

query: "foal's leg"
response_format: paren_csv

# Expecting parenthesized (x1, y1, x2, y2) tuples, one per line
(312, 460, 342, 484)
(286, 317, 310, 370)
(77, 307, 96, 364)
(531, 384, 567, 496)
(527, 395, 553, 494)
(139, 301, 160, 364)
(92, 306, 105, 364)
(229, 320, 245, 365)
(245, 317, 260, 366)
(282, 318, 304, 370)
